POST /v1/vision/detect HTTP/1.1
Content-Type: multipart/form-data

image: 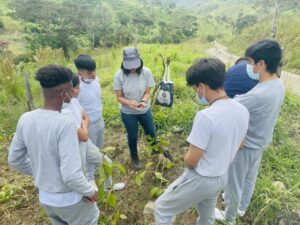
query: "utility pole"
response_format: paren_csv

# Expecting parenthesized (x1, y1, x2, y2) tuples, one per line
(271, 0, 280, 38)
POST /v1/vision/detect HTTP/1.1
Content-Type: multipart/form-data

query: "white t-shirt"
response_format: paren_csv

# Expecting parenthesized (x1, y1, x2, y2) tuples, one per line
(187, 99, 249, 177)
(78, 77, 103, 123)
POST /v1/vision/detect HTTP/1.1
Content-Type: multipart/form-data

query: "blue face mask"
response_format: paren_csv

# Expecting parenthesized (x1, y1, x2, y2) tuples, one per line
(246, 64, 259, 80)
(196, 93, 209, 105)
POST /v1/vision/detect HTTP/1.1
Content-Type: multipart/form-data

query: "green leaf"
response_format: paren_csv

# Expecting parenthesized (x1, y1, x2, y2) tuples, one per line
(101, 146, 116, 154)
(112, 162, 126, 174)
(146, 162, 154, 169)
(107, 193, 117, 208)
(98, 164, 105, 178)
(154, 172, 168, 183)
(135, 171, 146, 186)
(103, 160, 113, 177)
(149, 187, 163, 198)
(113, 209, 120, 223)
(120, 214, 127, 220)
(163, 158, 173, 169)
(98, 184, 105, 202)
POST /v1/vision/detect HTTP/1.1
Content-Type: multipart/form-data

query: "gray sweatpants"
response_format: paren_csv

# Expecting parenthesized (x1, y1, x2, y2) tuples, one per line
(42, 200, 99, 225)
(89, 118, 105, 149)
(224, 147, 263, 222)
(155, 169, 227, 225)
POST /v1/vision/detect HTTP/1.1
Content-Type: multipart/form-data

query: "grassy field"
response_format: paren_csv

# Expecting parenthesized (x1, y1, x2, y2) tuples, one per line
(0, 37, 300, 224)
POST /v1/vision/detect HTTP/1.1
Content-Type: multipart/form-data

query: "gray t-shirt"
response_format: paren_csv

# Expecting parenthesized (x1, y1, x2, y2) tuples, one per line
(113, 67, 155, 114)
(8, 109, 94, 197)
(235, 79, 285, 150)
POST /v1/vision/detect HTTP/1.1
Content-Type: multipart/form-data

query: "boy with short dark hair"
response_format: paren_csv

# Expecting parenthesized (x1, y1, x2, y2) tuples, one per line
(8, 65, 99, 225)
(215, 39, 285, 224)
(74, 55, 125, 191)
(154, 58, 249, 225)
(74, 54, 104, 149)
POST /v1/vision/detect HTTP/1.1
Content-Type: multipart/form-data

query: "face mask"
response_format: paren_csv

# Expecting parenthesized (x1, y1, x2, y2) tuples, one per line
(196, 93, 209, 105)
(246, 64, 259, 80)
(82, 78, 95, 83)
(61, 89, 71, 107)
(196, 84, 209, 105)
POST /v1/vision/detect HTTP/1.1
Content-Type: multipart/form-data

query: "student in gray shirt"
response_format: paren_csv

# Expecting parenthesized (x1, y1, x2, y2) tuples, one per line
(113, 47, 172, 170)
(8, 65, 99, 225)
(215, 39, 285, 224)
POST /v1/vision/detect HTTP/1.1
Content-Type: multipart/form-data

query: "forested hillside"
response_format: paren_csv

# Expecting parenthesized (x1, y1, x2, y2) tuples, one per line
(0, 0, 199, 57)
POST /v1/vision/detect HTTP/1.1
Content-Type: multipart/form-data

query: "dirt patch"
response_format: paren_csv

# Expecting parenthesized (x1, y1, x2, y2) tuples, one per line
(1, 129, 202, 225)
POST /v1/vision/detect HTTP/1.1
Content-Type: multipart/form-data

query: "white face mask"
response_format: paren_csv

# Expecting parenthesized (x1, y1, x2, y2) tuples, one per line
(82, 78, 95, 83)
(61, 89, 72, 108)
(246, 64, 260, 80)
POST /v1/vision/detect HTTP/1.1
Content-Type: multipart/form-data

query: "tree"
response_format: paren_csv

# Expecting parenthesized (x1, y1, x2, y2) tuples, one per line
(234, 14, 258, 34)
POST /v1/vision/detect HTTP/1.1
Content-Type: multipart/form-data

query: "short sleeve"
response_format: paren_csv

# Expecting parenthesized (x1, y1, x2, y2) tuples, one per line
(145, 68, 155, 88)
(187, 112, 212, 150)
(234, 91, 258, 112)
(113, 70, 123, 91)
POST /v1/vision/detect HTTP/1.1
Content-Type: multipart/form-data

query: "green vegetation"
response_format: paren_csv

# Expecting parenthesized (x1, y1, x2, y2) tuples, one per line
(218, 11, 300, 72)
(1, 38, 300, 224)
(0, 0, 300, 224)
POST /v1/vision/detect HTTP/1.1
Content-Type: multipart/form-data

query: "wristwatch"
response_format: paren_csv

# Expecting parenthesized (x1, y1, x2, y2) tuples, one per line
(141, 100, 147, 103)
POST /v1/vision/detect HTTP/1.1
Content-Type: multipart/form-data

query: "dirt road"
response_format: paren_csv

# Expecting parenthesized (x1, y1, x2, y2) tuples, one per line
(206, 42, 300, 95)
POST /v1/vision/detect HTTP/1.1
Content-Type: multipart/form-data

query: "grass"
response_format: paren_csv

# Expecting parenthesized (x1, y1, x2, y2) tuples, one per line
(220, 11, 300, 73)
(0, 38, 300, 224)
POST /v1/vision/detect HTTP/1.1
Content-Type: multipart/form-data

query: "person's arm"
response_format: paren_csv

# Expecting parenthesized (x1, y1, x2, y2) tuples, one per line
(8, 120, 33, 176)
(137, 87, 151, 109)
(115, 90, 138, 108)
(184, 144, 204, 169)
(239, 139, 246, 150)
(113, 71, 138, 108)
(58, 119, 95, 199)
(186, 112, 211, 168)
(234, 91, 257, 112)
(77, 112, 89, 142)
(137, 68, 155, 108)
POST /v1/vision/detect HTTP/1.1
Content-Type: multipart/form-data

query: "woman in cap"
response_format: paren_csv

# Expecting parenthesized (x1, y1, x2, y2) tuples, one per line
(113, 47, 157, 170)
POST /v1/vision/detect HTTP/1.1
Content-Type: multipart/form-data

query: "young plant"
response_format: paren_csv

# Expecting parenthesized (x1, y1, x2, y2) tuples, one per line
(97, 153, 127, 225)
(135, 135, 173, 199)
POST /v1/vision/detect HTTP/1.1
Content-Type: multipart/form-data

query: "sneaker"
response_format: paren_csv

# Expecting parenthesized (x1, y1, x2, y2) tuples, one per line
(132, 158, 143, 170)
(105, 182, 126, 192)
(112, 183, 125, 191)
(215, 208, 226, 221)
(237, 209, 246, 217)
(215, 208, 236, 225)
(89, 180, 98, 191)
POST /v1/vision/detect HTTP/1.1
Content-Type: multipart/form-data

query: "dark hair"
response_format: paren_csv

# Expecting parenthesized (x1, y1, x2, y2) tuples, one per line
(121, 59, 144, 75)
(72, 73, 80, 87)
(35, 65, 73, 88)
(74, 54, 96, 71)
(245, 39, 282, 73)
(234, 57, 248, 65)
(186, 58, 225, 90)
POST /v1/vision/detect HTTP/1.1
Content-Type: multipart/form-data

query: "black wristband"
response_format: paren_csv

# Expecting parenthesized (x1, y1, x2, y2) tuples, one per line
(141, 100, 147, 103)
